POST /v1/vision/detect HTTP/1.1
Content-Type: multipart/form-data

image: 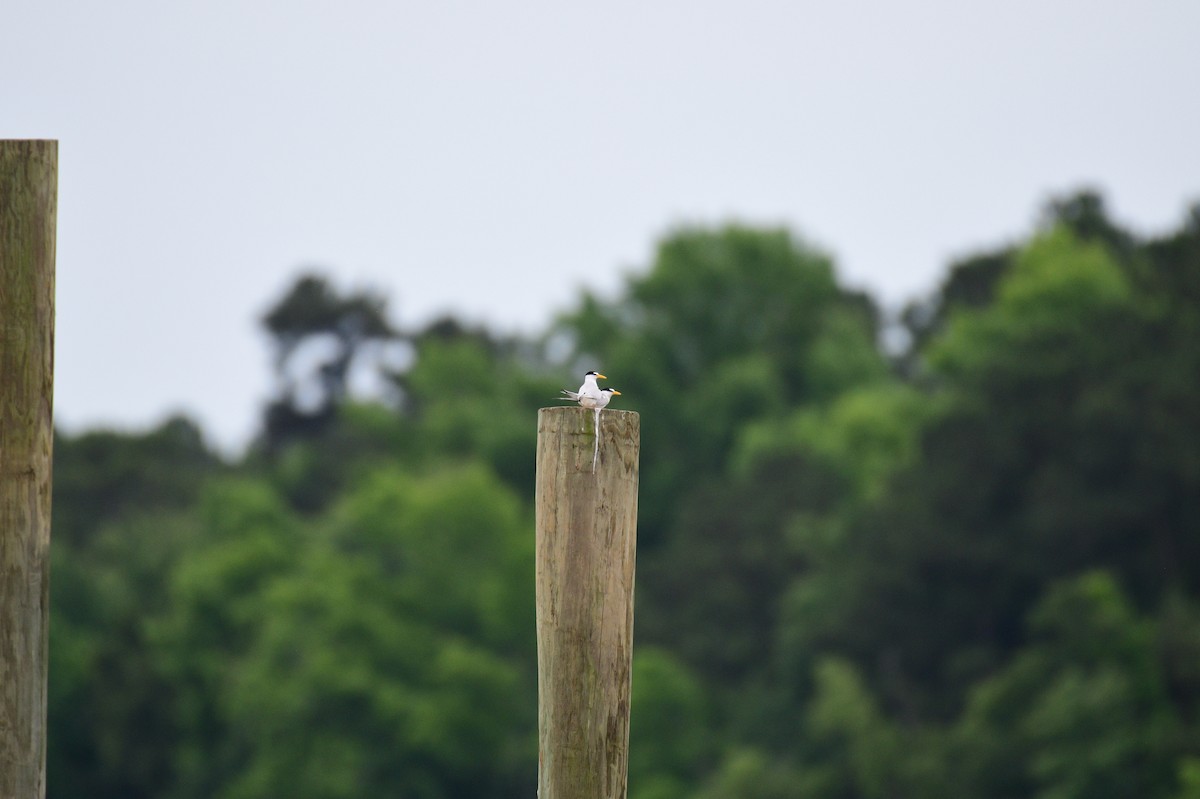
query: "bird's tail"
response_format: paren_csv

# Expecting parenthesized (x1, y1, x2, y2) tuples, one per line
(557, 390, 581, 402)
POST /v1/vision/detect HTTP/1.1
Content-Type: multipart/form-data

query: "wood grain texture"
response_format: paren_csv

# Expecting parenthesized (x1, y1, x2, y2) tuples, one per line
(0, 140, 57, 799)
(535, 406, 639, 799)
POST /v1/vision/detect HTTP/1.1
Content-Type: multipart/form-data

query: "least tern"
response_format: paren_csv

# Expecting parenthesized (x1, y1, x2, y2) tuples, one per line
(559, 371, 607, 408)
(594, 387, 621, 409)
(589, 388, 621, 473)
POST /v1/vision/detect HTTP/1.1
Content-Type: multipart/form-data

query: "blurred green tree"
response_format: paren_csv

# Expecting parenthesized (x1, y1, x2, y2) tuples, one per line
(259, 272, 399, 448)
(950, 572, 1178, 799)
(149, 479, 301, 799)
(53, 415, 222, 546)
(556, 224, 887, 547)
(160, 466, 536, 799)
(43, 197, 1200, 799)
(628, 648, 713, 799)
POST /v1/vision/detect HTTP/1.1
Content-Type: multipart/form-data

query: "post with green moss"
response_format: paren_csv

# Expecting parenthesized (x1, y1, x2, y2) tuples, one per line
(0, 140, 57, 799)
(535, 406, 640, 799)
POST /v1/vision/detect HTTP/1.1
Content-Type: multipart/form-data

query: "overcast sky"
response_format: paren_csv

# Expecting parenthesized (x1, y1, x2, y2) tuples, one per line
(6, 0, 1199, 453)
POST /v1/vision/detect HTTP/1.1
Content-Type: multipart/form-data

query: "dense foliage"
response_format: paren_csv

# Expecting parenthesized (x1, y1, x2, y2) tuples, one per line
(49, 191, 1200, 798)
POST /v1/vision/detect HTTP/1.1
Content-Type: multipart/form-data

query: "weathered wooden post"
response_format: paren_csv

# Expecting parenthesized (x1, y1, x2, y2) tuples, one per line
(0, 139, 57, 799)
(535, 405, 640, 799)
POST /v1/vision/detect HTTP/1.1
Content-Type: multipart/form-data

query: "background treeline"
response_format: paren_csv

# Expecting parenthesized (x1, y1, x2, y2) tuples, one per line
(48, 191, 1200, 799)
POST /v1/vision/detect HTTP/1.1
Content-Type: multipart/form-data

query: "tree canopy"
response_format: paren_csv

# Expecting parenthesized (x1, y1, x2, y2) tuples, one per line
(47, 190, 1200, 798)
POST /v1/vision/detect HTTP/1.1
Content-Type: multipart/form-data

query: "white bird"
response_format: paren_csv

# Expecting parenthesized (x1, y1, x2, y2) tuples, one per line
(589, 388, 621, 473)
(594, 387, 621, 409)
(557, 372, 623, 472)
(559, 371, 607, 408)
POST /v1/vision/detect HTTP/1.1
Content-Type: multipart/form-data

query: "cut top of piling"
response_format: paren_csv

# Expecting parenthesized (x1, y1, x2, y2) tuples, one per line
(536, 406, 640, 476)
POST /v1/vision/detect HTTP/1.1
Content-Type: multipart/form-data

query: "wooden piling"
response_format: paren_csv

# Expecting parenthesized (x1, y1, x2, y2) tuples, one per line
(0, 139, 57, 799)
(535, 406, 639, 799)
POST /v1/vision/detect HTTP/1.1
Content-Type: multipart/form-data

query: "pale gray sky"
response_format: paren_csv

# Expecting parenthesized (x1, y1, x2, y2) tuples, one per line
(6, 0, 1199, 452)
